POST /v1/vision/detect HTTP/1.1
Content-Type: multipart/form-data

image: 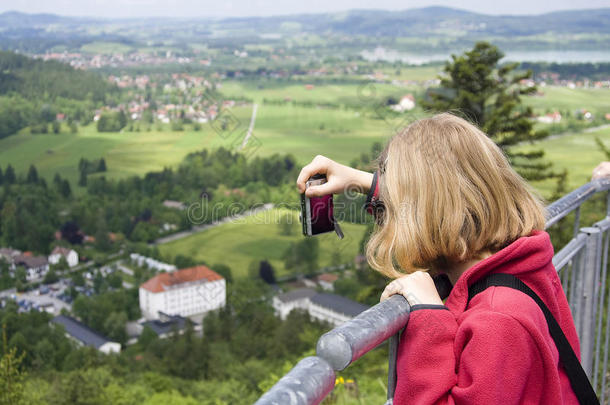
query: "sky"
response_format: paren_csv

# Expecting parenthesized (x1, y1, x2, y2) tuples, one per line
(1, 0, 609, 19)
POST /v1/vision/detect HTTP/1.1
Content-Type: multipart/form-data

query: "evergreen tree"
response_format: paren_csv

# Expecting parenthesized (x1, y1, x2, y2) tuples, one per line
(26, 164, 38, 184)
(98, 158, 107, 172)
(53, 173, 62, 188)
(60, 179, 71, 198)
(78, 170, 87, 187)
(0, 326, 27, 405)
(423, 42, 555, 181)
(0, 167, 3, 185)
(4, 165, 15, 184)
(258, 260, 276, 284)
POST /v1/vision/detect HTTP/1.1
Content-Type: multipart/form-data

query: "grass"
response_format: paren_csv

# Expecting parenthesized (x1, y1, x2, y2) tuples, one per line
(523, 86, 610, 114)
(80, 41, 133, 54)
(515, 126, 610, 198)
(0, 122, 221, 186)
(219, 80, 419, 106)
(158, 208, 368, 279)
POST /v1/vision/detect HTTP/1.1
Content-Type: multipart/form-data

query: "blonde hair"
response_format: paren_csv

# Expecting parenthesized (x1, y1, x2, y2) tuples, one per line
(366, 113, 546, 278)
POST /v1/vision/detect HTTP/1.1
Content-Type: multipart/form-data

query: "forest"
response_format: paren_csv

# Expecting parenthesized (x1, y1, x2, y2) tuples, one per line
(0, 51, 117, 139)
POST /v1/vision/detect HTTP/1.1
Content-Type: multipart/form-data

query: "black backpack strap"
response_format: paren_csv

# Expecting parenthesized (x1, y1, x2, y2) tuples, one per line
(468, 273, 599, 405)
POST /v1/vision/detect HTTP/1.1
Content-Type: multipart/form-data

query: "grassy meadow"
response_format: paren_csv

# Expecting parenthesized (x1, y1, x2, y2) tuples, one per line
(158, 208, 368, 279)
(0, 78, 607, 196)
(516, 125, 610, 197)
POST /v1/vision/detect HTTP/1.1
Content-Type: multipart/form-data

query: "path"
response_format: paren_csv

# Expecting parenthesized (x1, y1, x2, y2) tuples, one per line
(240, 103, 258, 149)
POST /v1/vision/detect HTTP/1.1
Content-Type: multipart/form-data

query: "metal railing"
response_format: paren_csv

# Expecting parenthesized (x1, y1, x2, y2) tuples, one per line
(256, 178, 610, 405)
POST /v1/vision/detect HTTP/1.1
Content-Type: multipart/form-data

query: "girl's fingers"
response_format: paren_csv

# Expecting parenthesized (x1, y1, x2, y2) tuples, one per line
(296, 156, 329, 192)
(381, 281, 399, 302)
(305, 181, 336, 197)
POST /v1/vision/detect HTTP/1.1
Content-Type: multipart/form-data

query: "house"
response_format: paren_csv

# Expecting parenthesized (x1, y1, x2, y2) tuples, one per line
(316, 273, 339, 291)
(536, 111, 562, 124)
(272, 288, 370, 327)
(14, 254, 49, 281)
(162, 200, 186, 210)
(48, 247, 79, 268)
(51, 315, 121, 354)
(0, 248, 21, 270)
(391, 94, 416, 112)
(139, 265, 226, 320)
(141, 311, 200, 339)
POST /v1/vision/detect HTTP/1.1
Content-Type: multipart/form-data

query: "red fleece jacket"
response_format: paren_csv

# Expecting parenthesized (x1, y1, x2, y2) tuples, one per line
(393, 230, 580, 404)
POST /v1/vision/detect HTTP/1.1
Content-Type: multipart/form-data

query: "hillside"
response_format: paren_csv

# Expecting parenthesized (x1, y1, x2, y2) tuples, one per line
(0, 7, 609, 54)
(0, 51, 116, 138)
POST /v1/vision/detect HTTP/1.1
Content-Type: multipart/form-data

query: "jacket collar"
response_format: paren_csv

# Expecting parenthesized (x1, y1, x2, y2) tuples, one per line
(444, 230, 554, 314)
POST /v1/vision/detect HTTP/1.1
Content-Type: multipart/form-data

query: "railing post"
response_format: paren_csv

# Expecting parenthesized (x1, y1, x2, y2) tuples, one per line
(580, 227, 602, 377)
(254, 356, 336, 405)
(386, 333, 400, 405)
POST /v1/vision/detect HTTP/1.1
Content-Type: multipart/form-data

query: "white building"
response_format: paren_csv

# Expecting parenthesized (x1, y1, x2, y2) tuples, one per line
(391, 94, 416, 112)
(273, 288, 370, 328)
(139, 266, 226, 320)
(130, 253, 176, 272)
(48, 247, 79, 268)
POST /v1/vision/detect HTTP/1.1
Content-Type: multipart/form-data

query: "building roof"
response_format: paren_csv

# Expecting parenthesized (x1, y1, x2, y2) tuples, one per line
(317, 273, 339, 283)
(141, 312, 191, 336)
(140, 266, 223, 293)
(162, 200, 186, 210)
(51, 246, 74, 256)
(52, 315, 115, 349)
(14, 255, 48, 269)
(310, 293, 370, 318)
(275, 288, 317, 303)
(0, 248, 21, 258)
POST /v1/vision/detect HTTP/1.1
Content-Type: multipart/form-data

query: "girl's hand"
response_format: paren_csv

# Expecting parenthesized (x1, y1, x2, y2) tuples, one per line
(592, 162, 610, 180)
(296, 155, 373, 197)
(380, 271, 444, 306)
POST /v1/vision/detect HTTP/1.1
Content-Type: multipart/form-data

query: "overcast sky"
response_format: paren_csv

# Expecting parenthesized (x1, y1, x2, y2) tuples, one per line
(1, 0, 609, 19)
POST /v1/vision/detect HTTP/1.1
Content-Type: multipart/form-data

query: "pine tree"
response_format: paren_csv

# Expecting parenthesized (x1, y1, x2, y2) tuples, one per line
(78, 170, 87, 187)
(423, 42, 555, 182)
(0, 167, 3, 185)
(98, 158, 107, 172)
(4, 165, 15, 184)
(53, 173, 62, 187)
(26, 164, 38, 184)
(60, 179, 72, 198)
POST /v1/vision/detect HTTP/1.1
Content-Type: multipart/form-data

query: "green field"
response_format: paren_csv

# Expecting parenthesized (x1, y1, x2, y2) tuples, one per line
(80, 41, 133, 54)
(516, 126, 610, 197)
(0, 123, 220, 185)
(523, 86, 610, 114)
(158, 208, 368, 279)
(0, 83, 607, 193)
(220, 80, 420, 106)
(0, 104, 397, 183)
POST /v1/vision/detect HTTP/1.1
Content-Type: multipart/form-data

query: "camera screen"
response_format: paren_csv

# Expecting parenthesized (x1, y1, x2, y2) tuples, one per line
(309, 194, 334, 235)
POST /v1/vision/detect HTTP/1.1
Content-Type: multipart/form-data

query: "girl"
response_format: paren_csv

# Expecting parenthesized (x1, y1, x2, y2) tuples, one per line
(296, 113, 581, 404)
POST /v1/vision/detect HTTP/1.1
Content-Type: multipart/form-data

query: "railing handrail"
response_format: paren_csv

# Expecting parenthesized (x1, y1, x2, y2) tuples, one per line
(256, 178, 610, 405)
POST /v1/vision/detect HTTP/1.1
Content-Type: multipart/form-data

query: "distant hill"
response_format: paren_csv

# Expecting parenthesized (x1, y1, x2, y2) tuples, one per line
(1, 7, 610, 37)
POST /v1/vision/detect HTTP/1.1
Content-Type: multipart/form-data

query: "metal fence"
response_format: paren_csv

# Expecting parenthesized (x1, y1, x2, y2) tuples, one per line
(256, 178, 610, 405)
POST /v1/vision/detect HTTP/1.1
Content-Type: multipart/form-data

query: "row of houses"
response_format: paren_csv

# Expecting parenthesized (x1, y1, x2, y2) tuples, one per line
(0, 247, 78, 282)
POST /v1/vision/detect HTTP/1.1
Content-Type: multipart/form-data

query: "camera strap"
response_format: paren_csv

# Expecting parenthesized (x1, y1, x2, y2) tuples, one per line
(467, 273, 599, 405)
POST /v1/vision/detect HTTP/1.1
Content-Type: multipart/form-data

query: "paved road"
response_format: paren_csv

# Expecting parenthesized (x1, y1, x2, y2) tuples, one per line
(240, 103, 258, 150)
